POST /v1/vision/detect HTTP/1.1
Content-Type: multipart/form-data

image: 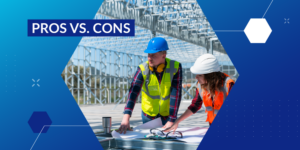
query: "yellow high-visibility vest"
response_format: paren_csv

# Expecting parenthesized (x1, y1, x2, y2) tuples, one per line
(139, 58, 180, 117)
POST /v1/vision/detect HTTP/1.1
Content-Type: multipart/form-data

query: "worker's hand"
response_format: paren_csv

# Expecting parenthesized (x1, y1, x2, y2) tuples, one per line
(117, 114, 132, 134)
(163, 122, 179, 133)
(161, 121, 174, 129)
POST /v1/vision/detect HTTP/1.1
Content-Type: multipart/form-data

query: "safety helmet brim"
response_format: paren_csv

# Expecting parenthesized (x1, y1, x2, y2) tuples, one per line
(144, 49, 168, 54)
(190, 65, 220, 75)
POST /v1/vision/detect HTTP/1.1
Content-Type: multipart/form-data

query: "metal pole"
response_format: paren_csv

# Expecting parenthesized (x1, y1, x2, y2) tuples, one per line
(88, 47, 92, 104)
(77, 47, 80, 105)
(94, 48, 97, 104)
(114, 52, 116, 103)
(109, 51, 111, 104)
(71, 56, 74, 97)
(83, 47, 86, 104)
(209, 38, 218, 55)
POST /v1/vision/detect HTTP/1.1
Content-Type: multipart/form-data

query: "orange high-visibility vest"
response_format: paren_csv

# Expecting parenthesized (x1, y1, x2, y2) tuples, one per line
(197, 73, 234, 124)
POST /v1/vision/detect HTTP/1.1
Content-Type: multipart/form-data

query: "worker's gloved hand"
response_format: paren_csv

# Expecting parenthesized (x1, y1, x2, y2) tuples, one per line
(161, 121, 174, 129)
(117, 114, 132, 134)
(163, 122, 179, 133)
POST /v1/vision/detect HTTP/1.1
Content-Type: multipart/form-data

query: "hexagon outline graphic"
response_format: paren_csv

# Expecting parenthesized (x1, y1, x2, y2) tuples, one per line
(61, 0, 240, 137)
(244, 18, 272, 43)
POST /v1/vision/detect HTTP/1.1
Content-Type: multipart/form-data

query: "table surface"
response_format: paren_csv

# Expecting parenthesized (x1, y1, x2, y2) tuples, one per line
(80, 101, 209, 133)
(97, 136, 199, 150)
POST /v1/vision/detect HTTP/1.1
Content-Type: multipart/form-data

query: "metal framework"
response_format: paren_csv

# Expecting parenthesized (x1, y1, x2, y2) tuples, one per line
(97, 0, 225, 54)
(62, 0, 239, 105)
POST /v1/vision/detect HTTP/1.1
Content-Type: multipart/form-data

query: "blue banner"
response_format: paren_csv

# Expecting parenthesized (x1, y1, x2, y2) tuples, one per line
(28, 20, 135, 36)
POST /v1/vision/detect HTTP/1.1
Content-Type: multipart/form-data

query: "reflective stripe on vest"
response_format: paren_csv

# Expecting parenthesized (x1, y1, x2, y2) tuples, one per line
(206, 106, 213, 111)
(214, 109, 219, 115)
(139, 58, 179, 117)
(205, 106, 219, 115)
(141, 89, 171, 100)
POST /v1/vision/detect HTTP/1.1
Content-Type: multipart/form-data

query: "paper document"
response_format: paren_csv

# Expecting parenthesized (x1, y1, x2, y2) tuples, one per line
(112, 118, 208, 144)
(112, 129, 149, 139)
(134, 117, 163, 129)
(112, 117, 163, 139)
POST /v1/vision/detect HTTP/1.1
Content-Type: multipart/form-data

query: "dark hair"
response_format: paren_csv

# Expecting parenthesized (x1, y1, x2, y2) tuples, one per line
(159, 51, 167, 55)
(201, 72, 226, 96)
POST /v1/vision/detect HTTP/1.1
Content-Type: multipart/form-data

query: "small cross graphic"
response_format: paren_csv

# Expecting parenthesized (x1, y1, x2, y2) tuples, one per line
(32, 79, 40, 87)
(284, 18, 290, 24)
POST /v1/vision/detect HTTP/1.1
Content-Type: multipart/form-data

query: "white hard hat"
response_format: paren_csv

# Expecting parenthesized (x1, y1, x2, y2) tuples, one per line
(190, 54, 220, 74)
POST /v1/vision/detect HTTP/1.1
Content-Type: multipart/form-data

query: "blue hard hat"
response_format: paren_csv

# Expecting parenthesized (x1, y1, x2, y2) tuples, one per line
(144, 37, 169, 54)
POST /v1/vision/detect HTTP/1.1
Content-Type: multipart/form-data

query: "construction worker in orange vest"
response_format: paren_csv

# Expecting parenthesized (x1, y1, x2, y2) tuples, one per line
(164, 54, 235, 132)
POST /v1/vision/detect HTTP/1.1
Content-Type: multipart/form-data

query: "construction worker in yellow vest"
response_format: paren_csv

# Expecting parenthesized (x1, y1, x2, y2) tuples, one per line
(164, 54, 235, 132)
(117, 37, 183, 134)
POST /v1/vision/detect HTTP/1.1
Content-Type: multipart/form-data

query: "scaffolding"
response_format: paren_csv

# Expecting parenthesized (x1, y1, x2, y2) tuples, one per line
(62, 0, 238, 105)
